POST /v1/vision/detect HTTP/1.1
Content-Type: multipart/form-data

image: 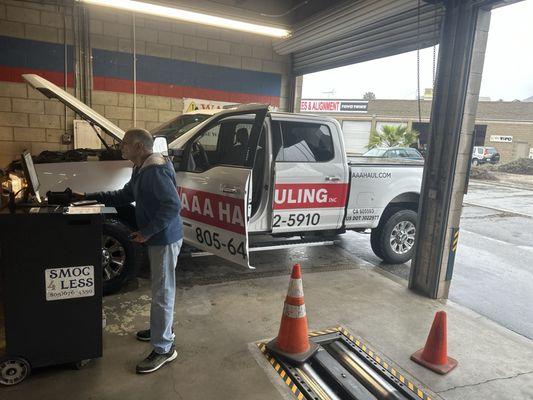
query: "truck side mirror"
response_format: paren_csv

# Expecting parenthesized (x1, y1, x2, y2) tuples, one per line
(153, 136, 169, 156)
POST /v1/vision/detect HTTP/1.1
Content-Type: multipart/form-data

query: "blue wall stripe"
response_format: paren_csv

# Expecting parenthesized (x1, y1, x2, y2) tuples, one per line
(0, 36, 74, 72)
(92, 49, 281, 97)
(0, 35, 281, 98)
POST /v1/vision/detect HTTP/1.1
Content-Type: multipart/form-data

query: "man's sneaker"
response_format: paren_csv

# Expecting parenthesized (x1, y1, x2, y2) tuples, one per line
(136, 329, 151, 342)
(136, 328, 175, 342)
(136, 346, 177, 374)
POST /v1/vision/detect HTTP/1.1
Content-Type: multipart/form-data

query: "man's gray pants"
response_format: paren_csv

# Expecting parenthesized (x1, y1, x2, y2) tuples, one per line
(148, 239, 182, 354)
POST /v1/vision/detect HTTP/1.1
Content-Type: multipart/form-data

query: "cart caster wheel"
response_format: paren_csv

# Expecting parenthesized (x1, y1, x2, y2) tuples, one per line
(0, 357, 31, 386)
(73, 359, 91, 370)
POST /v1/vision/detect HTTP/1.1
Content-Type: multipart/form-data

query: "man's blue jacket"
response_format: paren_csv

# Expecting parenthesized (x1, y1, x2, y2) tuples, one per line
(87, 153, 183, 246)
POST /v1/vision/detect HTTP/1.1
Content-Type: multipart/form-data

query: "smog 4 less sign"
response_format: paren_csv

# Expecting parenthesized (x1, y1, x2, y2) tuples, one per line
(45, 266, 95, 301)
(300, 99, 368, 113)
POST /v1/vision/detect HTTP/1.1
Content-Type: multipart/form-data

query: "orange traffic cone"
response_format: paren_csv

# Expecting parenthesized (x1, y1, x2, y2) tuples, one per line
(266, 264, 318, 364)
(411, 311, 458, 374)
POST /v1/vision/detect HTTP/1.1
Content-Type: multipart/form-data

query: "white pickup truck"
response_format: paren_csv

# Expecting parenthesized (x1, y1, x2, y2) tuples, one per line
(23, 74, 423, 293)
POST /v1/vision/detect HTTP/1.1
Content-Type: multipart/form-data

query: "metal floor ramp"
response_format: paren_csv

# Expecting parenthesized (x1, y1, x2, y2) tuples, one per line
(257, 327, 437, 400)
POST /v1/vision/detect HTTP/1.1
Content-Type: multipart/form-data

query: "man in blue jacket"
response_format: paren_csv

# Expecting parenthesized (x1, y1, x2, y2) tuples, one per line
(83, 128, 183, 374)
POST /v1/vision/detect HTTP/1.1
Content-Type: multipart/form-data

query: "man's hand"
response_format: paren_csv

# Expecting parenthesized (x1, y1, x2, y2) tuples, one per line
(71, 191, 86, 201)
(129, 231, 149, 243)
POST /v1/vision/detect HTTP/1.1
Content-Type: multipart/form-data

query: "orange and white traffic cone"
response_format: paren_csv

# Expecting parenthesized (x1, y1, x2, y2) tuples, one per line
(266, 264, 318, 364)
(410, 311, 458, 374)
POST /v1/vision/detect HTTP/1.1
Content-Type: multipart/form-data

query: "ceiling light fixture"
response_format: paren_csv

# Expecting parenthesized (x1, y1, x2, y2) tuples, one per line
(78, 0, 290, 38)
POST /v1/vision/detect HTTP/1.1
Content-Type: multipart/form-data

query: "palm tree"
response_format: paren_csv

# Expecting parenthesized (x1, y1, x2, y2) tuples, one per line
(367, 125, 419, 149)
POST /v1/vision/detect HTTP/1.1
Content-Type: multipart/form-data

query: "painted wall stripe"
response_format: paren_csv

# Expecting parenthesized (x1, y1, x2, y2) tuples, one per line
(93, 48, 281, 97)
(0, 36, 74, 72)
(0, 35, 281, 105)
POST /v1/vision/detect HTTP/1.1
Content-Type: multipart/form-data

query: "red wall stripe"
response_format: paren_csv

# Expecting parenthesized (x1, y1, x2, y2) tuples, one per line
(93, 76, 280, 106)
(0, 66, 74, 87)
(0, 66, 280, 106)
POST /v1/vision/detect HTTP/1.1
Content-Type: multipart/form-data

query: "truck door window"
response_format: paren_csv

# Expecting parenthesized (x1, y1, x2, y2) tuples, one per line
(186, 123, 221, 172)
(186, 120, 257, 172)
(277, 122, 334, 162)
(220, 123, 253, 166)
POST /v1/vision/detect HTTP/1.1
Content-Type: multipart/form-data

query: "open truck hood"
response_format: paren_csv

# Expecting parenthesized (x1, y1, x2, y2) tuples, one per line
(22, 74, 125, 142)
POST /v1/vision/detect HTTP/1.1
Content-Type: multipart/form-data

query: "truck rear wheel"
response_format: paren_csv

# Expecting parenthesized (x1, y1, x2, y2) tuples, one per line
(102, 219, 140, 295)
(371, 208, 417, 264)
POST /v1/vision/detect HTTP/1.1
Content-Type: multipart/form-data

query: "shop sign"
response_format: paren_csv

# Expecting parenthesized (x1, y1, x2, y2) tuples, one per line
(45, 266, 95, 301)
(300, 99, 368, 113)
(183, 98, 236, 113)
(489, 135, 513, 143)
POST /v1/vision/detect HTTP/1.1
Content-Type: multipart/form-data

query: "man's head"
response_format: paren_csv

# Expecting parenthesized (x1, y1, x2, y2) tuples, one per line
(120, 128, 153, 162)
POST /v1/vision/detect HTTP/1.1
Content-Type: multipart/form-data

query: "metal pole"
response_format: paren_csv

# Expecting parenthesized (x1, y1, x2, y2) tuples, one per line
(409, 0, 489, 298)
(328, 342, 405, 400)
(133, 13, 137, 126)
(64, 9, 68, 135)
(299, 363, 341, 400)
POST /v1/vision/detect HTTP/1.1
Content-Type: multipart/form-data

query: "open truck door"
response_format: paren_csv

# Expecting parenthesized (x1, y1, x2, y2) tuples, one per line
(175, 105, 269, 267)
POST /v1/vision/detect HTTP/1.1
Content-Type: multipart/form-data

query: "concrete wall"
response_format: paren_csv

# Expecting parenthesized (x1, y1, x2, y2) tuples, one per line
(0, 0, 291, 167)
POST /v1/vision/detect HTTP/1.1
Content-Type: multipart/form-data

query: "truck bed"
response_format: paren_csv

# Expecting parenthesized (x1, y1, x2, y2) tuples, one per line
(347, 155, 424, 166)
(345, 160, 423, 229)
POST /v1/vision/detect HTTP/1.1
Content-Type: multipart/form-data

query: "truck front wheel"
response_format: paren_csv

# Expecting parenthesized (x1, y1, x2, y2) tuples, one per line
(102, 219, 140, 295)
(371, 209, 417, 264)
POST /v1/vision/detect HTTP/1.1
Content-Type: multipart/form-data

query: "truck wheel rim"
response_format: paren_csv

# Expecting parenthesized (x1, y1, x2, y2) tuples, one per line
(102, 235, 126, 282)
(0, 359, 29, 385)
(390, 221, 416, 255)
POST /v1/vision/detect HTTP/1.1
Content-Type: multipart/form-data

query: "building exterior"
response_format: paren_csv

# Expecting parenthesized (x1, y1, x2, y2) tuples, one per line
(298, 98, 533, 162)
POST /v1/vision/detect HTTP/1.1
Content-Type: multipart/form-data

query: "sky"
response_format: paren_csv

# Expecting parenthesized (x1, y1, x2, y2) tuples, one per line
(302, 1, 533, 101)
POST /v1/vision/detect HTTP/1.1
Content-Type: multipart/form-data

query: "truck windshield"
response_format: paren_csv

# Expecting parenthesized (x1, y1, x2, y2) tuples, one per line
(151, 114, 211, 143)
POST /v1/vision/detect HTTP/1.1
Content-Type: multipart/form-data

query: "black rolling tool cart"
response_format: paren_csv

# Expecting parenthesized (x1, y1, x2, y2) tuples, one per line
(0, 206, 113, 386)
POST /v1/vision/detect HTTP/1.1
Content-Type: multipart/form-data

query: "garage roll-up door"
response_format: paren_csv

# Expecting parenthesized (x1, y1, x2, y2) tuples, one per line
(342, 121, 372, 155)
(274, 0, 443, 75)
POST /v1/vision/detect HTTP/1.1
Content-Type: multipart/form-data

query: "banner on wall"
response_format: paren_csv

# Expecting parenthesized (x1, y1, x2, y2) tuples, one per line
(489, 135, 513, 143)
(183, 98, 237, 113)
(300, 99, 368, 113)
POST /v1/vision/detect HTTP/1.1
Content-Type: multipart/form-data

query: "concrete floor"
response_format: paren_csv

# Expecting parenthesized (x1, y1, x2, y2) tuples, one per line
(3, 254, 533, 399)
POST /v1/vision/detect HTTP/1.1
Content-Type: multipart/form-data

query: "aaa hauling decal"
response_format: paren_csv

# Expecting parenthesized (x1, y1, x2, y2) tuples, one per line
(352, 172, 392, 179)
(178, 187, 245, 234)
(274, 183, 348, 210)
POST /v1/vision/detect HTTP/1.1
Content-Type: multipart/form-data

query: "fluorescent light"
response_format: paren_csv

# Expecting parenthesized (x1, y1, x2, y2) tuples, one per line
(79, 0, 290, 38)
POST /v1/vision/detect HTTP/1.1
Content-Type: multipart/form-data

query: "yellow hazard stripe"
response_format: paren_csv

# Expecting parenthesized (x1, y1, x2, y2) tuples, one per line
(256, 342, 305, 400)
(258, 327, 435, 400)
(336, 326, 433, 400)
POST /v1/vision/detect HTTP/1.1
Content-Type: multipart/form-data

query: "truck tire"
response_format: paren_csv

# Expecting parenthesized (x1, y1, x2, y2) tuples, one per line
(371, 208, 417, 264)
(102, 219, 139, 295)
(472, 159, 479, 166)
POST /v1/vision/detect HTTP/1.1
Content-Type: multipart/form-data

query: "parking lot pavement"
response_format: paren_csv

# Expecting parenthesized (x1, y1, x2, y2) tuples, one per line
(464, 180, 533, 217)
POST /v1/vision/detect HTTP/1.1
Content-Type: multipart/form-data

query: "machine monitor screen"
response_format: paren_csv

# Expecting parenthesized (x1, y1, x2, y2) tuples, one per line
(21, 150, 42, 203)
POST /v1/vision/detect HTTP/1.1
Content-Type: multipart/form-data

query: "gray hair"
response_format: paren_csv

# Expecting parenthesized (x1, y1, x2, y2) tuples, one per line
(126, 128, 154, 150)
